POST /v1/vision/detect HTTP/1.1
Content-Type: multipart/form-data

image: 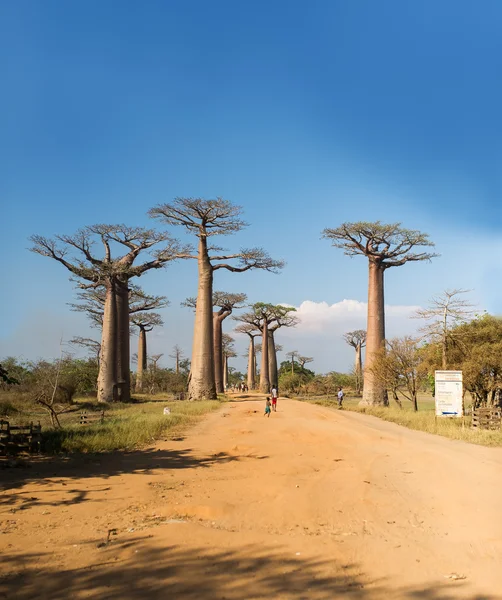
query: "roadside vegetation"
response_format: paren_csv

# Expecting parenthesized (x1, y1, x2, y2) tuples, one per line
(0, 356, 223, 454)
(302, 394, 502, 447)
(41, 399, 222, 454)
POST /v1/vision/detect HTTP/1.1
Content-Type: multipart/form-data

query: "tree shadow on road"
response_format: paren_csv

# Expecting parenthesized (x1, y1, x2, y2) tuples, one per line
(0, 541, 491, 600)
(0, 447, 266, 506)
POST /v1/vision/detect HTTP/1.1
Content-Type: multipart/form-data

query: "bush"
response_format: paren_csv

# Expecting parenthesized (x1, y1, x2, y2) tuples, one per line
(0, 399, 18, 417)
(279, 372, 310, 395)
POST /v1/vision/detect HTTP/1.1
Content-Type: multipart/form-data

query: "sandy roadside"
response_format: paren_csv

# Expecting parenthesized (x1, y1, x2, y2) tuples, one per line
(2, 396, 502, 599)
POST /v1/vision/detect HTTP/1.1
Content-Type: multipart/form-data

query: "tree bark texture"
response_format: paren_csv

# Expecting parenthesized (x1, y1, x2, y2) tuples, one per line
(361, 261, 388, 406)
(355, 343, 362, 394)
(223, 354, 228, 390)
(188, 237, 217, 400)
(115, 278, 131, 403)
(247, 336, 255, 390)
(97, 281, 117, 403)
(268, 330, 278, 389)
(213, 313, 224, 393)
(135, 327, 147, 393)
(260, 321, 270, 393)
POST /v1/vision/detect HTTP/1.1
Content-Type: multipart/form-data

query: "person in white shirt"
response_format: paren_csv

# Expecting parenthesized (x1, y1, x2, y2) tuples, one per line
(337, 386, 344, 408)
(271, 387, 278, 411)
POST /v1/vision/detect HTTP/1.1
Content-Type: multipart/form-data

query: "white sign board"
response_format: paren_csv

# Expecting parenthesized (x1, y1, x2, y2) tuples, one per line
(435, 371, 463, 417)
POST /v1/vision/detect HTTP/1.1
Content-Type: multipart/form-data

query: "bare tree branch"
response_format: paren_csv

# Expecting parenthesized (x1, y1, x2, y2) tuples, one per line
(343, 330, 367, 348)
(322, 221, 439, 267)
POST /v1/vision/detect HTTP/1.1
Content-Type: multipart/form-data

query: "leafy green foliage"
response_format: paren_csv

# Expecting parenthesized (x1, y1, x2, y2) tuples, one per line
(422, 314, 502, 406)
(278, 361, 314, 379)
(31, 358, 99, 404)
(227, 369, 245, 386)
(0, 356, 99, 405)
(0, 364, 19, 385)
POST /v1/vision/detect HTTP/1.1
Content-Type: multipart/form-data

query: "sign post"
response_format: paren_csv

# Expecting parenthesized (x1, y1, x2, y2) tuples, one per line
(434, 371, 463, 417)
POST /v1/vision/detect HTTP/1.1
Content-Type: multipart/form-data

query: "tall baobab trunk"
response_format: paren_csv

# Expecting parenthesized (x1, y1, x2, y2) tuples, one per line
(355, 342, 363, 394)
(268, 330, 278, 389)
(97, 282, 117, 403)
(362, 261, 388, 406)
(247, 336, 255, 390)
(189, 237, 217, 400)
(223, 354, 229, 390)
(115, 278, 131, 402)
(135, 326, 147, 393)
(260, 321, 270, 393)
(213, 313, 224, 393)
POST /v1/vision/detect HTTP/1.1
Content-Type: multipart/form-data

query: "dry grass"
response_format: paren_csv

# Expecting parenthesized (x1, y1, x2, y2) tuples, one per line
(302, 393, 502, 447)
(2, 397, 223, 455)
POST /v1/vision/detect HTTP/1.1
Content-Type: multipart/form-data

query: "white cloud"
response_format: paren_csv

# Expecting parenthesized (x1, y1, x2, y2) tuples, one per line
(274, 299, 422, 373)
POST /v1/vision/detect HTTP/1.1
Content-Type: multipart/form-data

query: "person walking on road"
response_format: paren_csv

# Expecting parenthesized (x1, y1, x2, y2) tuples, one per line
(271, 386, 278, 412)
(337, 386, 344, 409)
(264, 397, 272, 418)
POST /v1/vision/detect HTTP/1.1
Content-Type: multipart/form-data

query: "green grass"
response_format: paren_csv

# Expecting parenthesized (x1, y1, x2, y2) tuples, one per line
(38, 400, 222, 454)
(300, 393, 502, 447)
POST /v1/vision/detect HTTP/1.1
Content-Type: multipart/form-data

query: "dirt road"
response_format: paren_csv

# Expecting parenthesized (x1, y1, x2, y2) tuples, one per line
(2, 397, 502, 599)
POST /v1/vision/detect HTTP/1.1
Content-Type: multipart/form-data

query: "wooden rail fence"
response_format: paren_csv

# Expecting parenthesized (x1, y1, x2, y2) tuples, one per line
(79, 410, 105, 426)
(0, 420, 42, 455)
(472, 408, 502, 431)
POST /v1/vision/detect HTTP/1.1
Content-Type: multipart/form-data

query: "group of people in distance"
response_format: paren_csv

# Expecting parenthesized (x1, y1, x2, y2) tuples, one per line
(226, 382, 249, 393)
(264, 386, 278, 417)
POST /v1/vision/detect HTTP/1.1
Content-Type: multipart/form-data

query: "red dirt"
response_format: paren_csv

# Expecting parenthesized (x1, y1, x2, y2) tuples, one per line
(2, 397, 502, 599)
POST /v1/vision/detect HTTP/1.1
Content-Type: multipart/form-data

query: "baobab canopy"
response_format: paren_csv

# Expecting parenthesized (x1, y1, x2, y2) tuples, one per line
(322, 221, 438, 267)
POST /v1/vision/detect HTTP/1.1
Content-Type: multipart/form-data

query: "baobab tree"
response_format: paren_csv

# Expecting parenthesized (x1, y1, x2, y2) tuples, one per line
(413, 289, 475, 370)
(235, 303, 296, 393)
(184, 292, 247, 393)
(268, 314, 298, 388)
(213, 292, 246, 393)
(222, 334, 237, 390)
(149, 198, 283, 400)
(322, 222, 437, 405)
(298, 356, 313, 369)
(286, 350, 299, 374)
(254, 342, 262, 380)
(149, 353, 164, 370)
(268, 338, 284, 390)
(71, 284, 168, 396)
(285, 351, 312, 373)
(169, 345, 185, 375)
(234, 323, 260, 390)
(343, 330, 367, 394)
(131, 313, 164, 392)
(30, 225, 188, 402)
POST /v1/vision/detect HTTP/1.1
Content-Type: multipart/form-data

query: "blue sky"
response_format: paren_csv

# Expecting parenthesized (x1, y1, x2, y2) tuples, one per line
(1, 1, 501, 373)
